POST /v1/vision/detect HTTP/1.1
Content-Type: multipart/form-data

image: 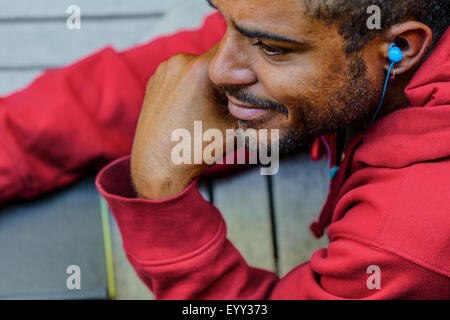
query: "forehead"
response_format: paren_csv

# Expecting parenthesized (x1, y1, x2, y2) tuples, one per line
(213, 0, 319, 37)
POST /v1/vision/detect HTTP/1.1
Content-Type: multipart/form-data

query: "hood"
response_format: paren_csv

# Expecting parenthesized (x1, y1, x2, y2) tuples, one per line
(354, 27, 450, 168)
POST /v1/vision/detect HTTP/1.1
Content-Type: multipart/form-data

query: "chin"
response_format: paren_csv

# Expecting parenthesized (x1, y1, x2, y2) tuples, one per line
(237, 114, 288, 131)
(236, 121, 310, 158)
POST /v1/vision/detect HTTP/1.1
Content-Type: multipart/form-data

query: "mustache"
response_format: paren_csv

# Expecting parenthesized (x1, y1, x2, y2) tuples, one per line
(221, 86, 289, 117)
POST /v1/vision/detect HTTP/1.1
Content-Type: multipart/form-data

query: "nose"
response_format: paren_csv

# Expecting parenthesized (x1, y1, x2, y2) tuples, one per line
(209, 31, 257, 87)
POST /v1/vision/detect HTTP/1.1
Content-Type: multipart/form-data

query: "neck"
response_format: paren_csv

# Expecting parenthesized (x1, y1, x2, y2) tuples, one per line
(345, 67, 418, 149)
(344, 90, 407, 150)
(374, 78, 411, 119)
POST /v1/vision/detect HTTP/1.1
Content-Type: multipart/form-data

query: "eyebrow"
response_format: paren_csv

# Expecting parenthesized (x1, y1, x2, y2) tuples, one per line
(232, 20, 310, 45)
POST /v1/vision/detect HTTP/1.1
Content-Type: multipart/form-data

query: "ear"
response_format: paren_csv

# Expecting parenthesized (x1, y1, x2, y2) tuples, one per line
(381, 21, 433, 75)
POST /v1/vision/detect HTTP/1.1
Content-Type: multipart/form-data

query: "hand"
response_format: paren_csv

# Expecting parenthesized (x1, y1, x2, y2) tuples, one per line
(131, 46, 237, 200)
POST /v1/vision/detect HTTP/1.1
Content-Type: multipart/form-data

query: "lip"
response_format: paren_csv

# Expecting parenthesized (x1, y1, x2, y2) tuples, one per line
(227, 97, 269, 121)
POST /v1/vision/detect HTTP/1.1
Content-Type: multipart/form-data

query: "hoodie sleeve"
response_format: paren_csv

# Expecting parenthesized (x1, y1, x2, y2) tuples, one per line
(97, 156, 449, 300)
(0, 12, 226, 206)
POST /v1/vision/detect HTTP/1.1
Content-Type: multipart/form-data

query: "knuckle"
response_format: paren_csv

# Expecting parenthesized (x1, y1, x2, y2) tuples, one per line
(146, 60, 167, 89)
(155, 60, 168, 75)
(168, 52, 192, 65)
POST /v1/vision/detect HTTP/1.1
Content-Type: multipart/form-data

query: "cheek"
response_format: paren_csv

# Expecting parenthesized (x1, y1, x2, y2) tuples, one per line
(257, 66, 308, 104)
(256, 64, 323, 123)
(255, 52, 334, 103)
(251, 52, 350, 129)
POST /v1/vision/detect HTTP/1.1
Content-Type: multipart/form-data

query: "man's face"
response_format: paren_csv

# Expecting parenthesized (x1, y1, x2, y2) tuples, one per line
(208, 0, 381, 154)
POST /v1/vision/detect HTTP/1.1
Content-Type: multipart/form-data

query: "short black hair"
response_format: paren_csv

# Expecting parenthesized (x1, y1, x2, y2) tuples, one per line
(306, 0, 449, 55)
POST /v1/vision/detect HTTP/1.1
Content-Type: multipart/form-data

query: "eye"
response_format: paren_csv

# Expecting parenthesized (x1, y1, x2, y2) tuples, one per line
(252, 40, 290, 57)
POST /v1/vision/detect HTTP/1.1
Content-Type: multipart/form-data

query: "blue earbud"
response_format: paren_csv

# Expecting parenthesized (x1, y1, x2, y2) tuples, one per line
(388, 44, 404, 63)
(370, 44, 404, 124)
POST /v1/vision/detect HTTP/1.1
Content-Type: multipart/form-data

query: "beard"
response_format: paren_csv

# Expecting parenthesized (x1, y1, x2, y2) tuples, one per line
(222, 52, 381, 157)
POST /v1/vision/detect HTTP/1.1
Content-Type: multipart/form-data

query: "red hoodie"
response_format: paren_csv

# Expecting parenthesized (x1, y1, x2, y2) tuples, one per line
(96, 28, 450, 299)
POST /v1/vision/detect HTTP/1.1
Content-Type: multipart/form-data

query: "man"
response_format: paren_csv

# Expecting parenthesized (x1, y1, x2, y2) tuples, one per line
(2, 0, 449, 299)
(97, 0, 449, 299)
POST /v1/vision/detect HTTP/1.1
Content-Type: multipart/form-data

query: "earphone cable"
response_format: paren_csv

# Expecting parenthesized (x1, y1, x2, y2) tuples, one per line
(370, 61, 395, 124)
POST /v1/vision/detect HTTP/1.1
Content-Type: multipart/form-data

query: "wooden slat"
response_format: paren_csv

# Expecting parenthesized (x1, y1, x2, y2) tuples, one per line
(0, 70, 41, 95)
(0, 0, 180, 18)
(213, 167, 277, 272)
(272, 153, 331, 277)
(0, 19, 159, 68)
(0, 1, 214, 95)
(135, 1, 215, 43)
(108, 212, 154, 300)
(0, 176, 108, 299)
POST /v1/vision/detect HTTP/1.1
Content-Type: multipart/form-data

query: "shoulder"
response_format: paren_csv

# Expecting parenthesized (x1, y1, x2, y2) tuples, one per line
(328, 159, 450, 278)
